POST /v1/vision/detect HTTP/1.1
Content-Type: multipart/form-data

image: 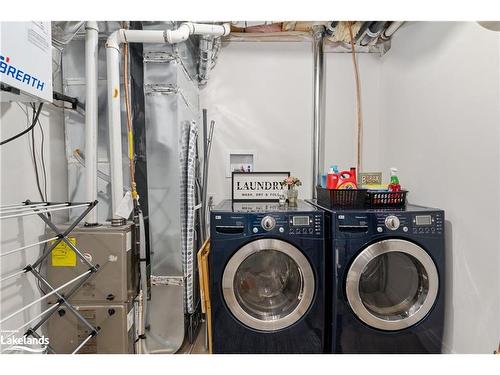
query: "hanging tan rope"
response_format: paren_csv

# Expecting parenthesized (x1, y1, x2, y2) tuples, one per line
(348, 21, 363, 173)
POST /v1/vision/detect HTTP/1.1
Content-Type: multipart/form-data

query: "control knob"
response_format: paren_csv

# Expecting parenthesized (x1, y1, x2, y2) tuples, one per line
(385, 215, 400, 231)
(261, 216, 276, 231)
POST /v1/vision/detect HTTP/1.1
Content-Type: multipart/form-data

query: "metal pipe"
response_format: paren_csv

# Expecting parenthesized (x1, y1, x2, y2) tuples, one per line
(85, 22, 99, 225)
(105, 23, 230, 223)
(0, 270, 92, 325)
(201, 109, 209, 240)
(138, 211, 150, 354)
(198, 36, 214, 86)
(0, 203, 90, 220)
(0, 236, 58, 258)
(136, 290, 144, 354)
(312, 25, 325, 198)
(203, 120, 215, 238)
(211, 38, 222, 70)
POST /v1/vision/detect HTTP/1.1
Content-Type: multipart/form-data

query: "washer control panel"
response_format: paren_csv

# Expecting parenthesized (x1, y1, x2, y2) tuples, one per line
(288, 214, 322, 236)
(249, 213, 323, 237)
(411, 213, 444, 235)
(374, 212, 443, 235)
(211, 202, 324, 238)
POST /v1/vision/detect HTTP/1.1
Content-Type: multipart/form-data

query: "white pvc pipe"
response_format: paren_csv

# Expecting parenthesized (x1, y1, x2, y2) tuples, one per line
(105, 23, 230, 222)
(383, 21, 404, 38)
(0, 270, 92, 325)
(106, 45, 125, 222)
(85, 22, 99, 225)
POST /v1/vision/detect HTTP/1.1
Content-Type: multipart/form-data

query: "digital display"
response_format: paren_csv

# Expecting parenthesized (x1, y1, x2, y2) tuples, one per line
(293, 216, 310, 226)
(416, 215, 432, 226)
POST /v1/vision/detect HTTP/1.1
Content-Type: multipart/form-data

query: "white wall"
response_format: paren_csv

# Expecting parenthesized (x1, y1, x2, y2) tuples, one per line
(202, 41, 382, 202)
(201, 41, 314, 201)
(324, 52, 382, 172)
(380, 22, 500, 353)
(0, 103, 67, 342)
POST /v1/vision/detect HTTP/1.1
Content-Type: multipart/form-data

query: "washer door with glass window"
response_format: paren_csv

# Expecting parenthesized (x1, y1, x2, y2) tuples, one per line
(222, 238, 315, 332)
(345, 239, 439, 331)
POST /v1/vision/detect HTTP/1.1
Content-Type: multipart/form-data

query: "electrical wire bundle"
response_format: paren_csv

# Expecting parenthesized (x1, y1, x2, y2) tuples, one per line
(0, 102, 43, 147)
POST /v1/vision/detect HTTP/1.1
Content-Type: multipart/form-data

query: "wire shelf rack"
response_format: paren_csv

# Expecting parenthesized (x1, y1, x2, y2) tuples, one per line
(0, 199, 99, 354)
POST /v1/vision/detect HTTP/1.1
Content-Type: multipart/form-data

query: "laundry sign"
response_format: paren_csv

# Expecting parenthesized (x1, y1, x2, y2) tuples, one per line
(232, 172, 290, 202)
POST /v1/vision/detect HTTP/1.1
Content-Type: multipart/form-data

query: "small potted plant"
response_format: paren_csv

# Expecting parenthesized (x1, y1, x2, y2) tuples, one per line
(281, 176, 302, 205)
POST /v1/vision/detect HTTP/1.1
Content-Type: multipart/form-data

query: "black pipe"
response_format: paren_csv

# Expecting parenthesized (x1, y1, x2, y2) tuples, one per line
(130, 21, 151, 286)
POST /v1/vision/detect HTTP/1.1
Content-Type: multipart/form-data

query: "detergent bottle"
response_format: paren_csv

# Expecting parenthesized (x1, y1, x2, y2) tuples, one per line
(336, 167, 357, 189)
(388, 167, 401, 192)
(326, 167, 339, 189)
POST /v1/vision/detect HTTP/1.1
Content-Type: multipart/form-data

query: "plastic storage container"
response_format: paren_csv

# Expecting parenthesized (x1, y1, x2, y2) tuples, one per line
(316, 186, 367, 209)
(365, 190, 408, 208)
(316, 187, 408, 209)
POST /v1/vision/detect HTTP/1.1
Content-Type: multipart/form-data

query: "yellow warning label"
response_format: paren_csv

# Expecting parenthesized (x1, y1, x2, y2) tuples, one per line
(51, 237, 77, 267)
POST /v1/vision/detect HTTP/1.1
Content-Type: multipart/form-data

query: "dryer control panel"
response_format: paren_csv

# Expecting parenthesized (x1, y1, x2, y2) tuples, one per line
(336, 210, 444, 236)
(374, 211, 444, 235)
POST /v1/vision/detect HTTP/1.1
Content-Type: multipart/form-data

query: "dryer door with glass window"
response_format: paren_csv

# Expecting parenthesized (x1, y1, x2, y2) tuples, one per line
(222, 238, 315, 331)
(345, 239, 439, 331)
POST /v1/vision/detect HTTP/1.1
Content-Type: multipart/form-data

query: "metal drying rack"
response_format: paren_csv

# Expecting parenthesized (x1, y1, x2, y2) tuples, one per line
(0, 199, 99, 354)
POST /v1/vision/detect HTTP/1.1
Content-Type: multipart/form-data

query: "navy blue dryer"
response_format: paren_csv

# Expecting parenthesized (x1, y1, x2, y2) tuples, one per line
(309, 201, 445, 354)
(209, 200, 325, 354)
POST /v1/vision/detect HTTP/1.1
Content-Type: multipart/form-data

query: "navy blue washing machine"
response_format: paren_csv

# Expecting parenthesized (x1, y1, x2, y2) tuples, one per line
(308, 200, 445, 354)
(209, 200, 325, 353)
